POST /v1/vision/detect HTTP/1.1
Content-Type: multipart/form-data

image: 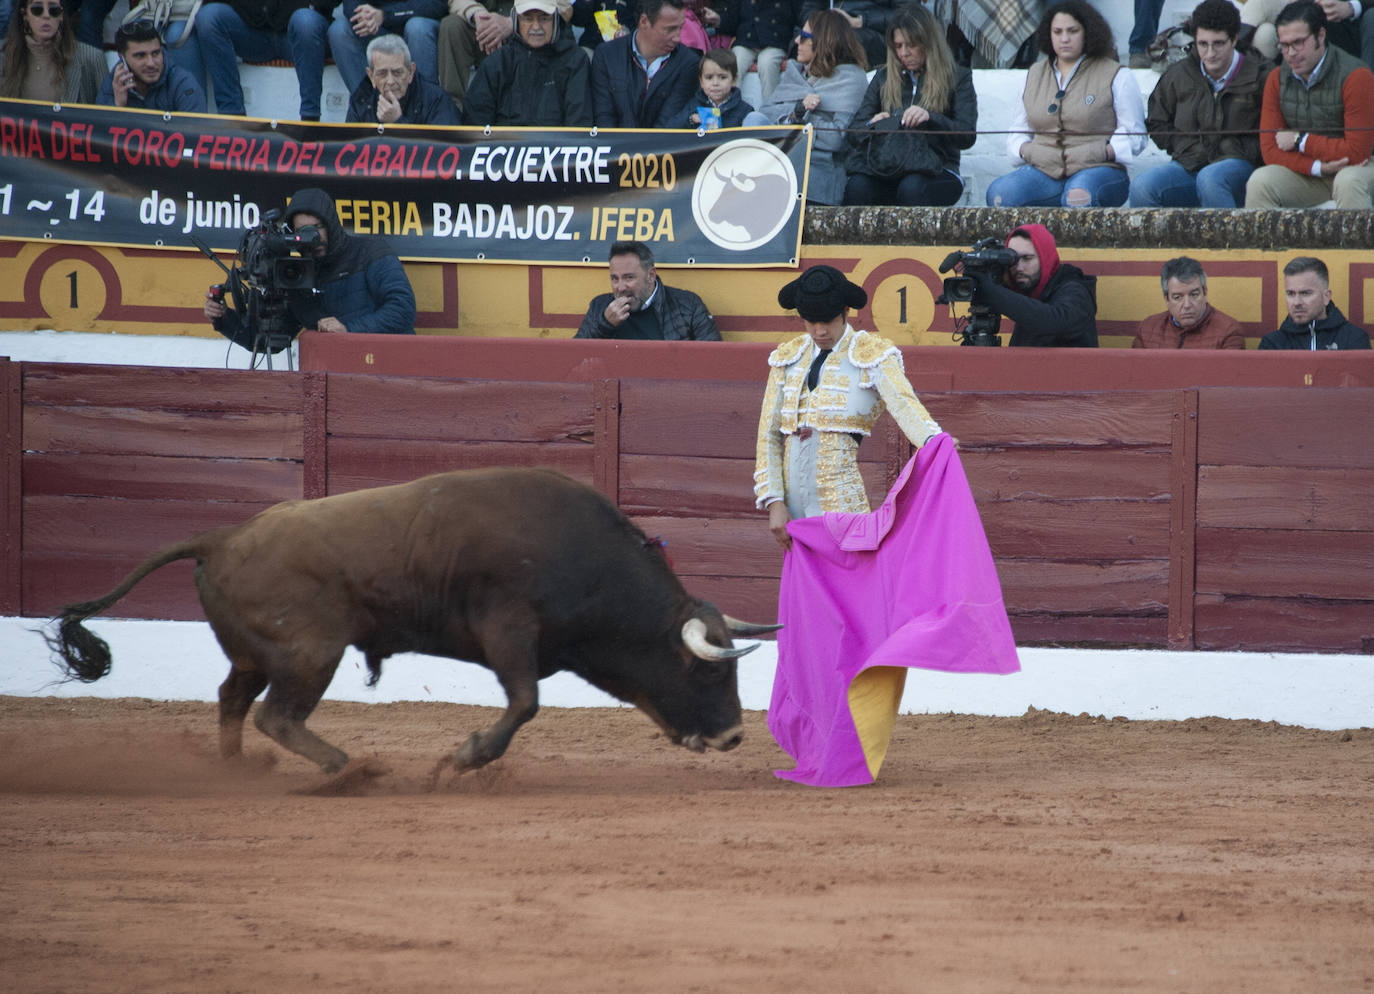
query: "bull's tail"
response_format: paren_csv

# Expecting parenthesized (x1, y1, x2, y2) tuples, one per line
(46, 538, 206, 683)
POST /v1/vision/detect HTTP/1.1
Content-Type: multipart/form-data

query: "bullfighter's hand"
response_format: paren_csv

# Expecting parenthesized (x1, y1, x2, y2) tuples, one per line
(603, 295, 633, 327)
(203, 291, 226, 322)
(350, 3, 384, 37)
(475, 11, 513, 53)
(768, 501, 792, 552)
(316, 317, 348, 334)
(377, 91, 402, 123)
(900, 105, 930, 128)
(1275, 130, 1299, 152)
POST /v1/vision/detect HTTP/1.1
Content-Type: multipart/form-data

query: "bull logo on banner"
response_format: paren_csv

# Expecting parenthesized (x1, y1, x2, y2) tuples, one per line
(690, 138, 800, 254)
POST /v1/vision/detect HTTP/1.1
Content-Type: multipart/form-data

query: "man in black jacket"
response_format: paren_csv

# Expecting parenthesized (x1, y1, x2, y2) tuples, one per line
(590, 0, 699, 128)
(576, 241, 720, 340)
(1260, 256, 1371, 350)
(347, 33, 462, 122)
(196, 0, 333, 120)
(462, 0, 591, 125)
(969, 223, 1098, 348)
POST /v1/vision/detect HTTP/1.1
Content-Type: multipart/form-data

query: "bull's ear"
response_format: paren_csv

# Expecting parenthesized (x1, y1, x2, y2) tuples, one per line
(681, 618, 756, 661)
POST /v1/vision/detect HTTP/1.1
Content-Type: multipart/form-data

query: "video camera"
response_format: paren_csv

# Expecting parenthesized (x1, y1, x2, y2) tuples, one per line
(193, 209, 322, 365)
(935, 237, 1019, 347)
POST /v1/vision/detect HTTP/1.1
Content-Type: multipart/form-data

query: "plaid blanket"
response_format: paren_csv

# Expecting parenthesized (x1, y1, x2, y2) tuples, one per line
(931, 0, 1044, 68)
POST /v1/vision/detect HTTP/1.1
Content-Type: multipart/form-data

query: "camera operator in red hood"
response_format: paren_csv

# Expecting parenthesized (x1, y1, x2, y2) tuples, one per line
(965, 223, 1099, 347)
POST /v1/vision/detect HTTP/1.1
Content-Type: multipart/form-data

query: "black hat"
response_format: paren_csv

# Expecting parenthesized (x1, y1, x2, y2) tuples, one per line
(778, 265, 867, 322)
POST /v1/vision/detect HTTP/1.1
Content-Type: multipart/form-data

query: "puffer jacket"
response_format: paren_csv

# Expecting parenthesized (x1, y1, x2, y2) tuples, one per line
(1145, 50, 1267, 172)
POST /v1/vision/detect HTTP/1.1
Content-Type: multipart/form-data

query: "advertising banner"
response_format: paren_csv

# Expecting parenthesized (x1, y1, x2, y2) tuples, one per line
(0, 99, 810, 266)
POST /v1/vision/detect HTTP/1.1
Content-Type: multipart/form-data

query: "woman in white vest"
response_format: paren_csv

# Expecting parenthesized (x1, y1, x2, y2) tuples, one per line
(985, 0, 1146, 208)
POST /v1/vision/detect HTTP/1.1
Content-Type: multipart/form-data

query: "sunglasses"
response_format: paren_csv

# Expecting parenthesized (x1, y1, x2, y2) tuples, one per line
(797, 30, 813, 40)
(29, 3, 64, 15)
(1046, 88, 1067, 114)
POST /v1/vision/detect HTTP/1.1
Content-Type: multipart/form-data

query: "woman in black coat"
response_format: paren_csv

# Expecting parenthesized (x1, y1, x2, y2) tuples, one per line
(841, 3, 977, 207)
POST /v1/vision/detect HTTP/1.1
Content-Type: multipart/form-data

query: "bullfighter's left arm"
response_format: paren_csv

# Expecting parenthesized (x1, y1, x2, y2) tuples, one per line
(354, 255, 418, 334)
(853, 335, 941, 449)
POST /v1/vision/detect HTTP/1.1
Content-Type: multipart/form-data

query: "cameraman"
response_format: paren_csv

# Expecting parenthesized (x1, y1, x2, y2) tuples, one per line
(203, 187, 417, 347)
(967, 224, 1098, 348)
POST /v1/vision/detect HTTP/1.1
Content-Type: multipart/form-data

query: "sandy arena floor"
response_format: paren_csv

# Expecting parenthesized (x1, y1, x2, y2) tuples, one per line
(1, 696, 1371, 993)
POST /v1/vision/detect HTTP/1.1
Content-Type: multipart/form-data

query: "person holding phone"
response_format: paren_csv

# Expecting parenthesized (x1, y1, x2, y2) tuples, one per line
(96, 19, 205, 110)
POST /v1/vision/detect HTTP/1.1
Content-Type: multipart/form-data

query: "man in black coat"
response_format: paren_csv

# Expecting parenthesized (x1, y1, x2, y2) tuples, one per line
(1260, 256, 1371, 350)
(347, 33, 463, 122)
(969, 223, 1099, 348)
(590, 0, 699, 127)
(576, 241, 720, 340)
(463, 0, 591, 125)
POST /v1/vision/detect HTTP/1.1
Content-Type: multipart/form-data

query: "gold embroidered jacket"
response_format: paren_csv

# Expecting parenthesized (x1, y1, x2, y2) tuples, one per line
(753, 326, 942, 512)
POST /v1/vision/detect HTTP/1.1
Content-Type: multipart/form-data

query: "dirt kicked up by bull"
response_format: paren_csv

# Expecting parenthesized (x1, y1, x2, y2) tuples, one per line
(45, 468, 778, 779)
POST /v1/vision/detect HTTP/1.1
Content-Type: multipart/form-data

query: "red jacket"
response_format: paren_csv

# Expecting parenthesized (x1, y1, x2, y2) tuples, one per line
(1132, 307, 1246, 350)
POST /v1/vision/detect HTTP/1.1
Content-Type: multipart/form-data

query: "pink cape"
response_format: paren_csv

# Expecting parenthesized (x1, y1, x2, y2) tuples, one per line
(767, 433, 1020, 787)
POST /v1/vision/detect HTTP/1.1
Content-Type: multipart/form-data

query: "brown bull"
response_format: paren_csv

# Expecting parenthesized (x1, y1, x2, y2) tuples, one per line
(47, 468, 776, 774)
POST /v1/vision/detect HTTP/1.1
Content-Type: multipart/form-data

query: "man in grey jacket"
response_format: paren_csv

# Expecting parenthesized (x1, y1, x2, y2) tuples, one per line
(576, 241, 721, 340)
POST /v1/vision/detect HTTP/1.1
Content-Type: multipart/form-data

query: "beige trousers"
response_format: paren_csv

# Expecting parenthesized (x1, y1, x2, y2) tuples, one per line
(1245, 160, 1374, 208)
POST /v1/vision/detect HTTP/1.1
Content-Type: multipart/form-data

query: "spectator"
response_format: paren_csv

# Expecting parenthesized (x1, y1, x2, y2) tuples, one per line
(719, 0, 802, 103)
(438, 0, 569, 111)
(801, 0, 892, 68)
(1245, 1, 1374, 209)
(0, 0, 106, 102)
(571, 0, 631, 58)
(966, 223, 1098, 347)
(591, 0, 701, 128)
(462, 0, 590, 124)
(986, 0, 1146, 208)
(330, 0, 444, 97)
(1133, 257, 1247, 349)
(842, 3, 977, 207)
(668, 45, 751, 127)
(197, 0, 330, 121)
(96, 19, 205, 111)
(203, 187, 417, 349)
(1242, 0, 1374, 69)
(744, 9, 868, 205)
(347, 32, 461, 123)
(1260, 256, 1371, 349)
(1129, 0, 1163, 68)
(118, 0, 209, 87)
(1132, 0, 1267, 208)
(575, 241, 720, 340)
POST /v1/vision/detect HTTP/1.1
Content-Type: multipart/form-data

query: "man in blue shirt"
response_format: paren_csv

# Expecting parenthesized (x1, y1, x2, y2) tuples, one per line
(97, 21, 206, 112)
(590, 0, 699, 127)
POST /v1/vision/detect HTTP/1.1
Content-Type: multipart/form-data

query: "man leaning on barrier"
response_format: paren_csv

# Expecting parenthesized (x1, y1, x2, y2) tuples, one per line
(575, 240, 720, 340)
(203, 188, 417, 350)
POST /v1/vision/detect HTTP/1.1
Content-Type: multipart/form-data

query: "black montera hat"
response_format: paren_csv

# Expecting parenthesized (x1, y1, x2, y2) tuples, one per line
(778, 265, 867, 322)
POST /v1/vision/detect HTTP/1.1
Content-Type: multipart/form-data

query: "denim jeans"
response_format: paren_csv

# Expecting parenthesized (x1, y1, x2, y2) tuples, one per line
(985, 163, 1130, 208)
(844, 169, 965, 207)
(1129, 158, 1256, 208)
(328, 8, 440, 95)
(1130, 0, 1165, 54)
(197, 4, 330, 118)
(161, 19, 206, 92)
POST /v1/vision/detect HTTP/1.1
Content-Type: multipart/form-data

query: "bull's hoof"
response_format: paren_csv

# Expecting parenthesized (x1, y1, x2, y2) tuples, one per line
(455, 732, 488, 772)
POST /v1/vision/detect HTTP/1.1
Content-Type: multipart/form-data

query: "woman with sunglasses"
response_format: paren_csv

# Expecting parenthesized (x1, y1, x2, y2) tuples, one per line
(744, 8, 869, 205)
(0, 1, 106, 102)
(841, 3, 976, 207)
(985, 0, 1146, 208)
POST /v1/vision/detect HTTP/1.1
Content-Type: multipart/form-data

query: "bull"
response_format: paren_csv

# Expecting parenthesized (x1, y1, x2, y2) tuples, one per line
(708, 167, 794, 241)
(46, 468, 777, 774)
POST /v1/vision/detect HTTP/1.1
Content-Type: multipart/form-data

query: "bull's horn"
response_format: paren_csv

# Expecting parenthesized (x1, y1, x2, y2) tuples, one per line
(723, 615, 783, 636)
(682, 618, 758, 661)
